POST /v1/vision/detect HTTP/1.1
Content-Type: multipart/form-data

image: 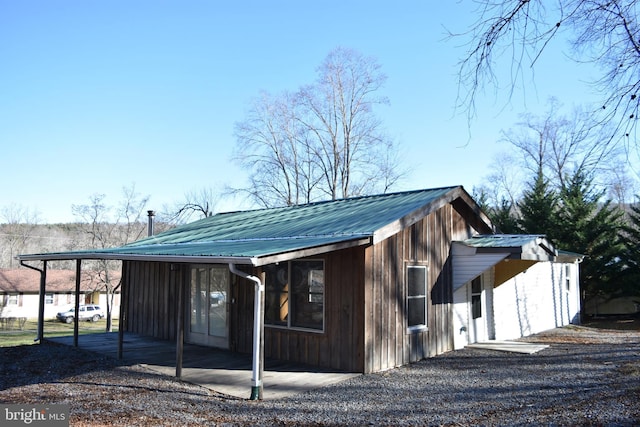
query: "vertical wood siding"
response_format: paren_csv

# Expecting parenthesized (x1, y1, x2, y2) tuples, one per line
(122, 261, 184, 340)
(363, 202, 480, 373)
(253, 246, 365, 372)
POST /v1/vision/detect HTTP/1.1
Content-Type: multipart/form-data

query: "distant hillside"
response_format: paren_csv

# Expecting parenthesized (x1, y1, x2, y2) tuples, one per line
(0, 221, 174, 269)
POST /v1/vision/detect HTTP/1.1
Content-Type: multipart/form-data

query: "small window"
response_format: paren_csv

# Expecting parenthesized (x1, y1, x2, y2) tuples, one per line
(471, 277, 482, 319)
(45, 293, 54, 305)
(7, 293, 18, 306)
(407, 266, 427, 329)
(565, 265, 571, 291)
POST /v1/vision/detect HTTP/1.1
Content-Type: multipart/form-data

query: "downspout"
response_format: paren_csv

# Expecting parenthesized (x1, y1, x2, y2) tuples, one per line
(20, 260, 47, 342)
(228, 263, 264, 400)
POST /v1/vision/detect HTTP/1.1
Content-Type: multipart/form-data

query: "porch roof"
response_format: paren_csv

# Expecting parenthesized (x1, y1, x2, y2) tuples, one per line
(19, 186, 489, 266)
(451, 234, 559, 290)
(457, 234, 557, 260)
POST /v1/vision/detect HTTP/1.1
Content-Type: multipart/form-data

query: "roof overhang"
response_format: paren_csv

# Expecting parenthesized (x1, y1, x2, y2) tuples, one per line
(452, 234, 558, 290)
(17, 236, 372, 267)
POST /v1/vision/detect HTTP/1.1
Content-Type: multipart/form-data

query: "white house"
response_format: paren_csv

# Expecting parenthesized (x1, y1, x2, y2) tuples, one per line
(0, 269, 120, 321)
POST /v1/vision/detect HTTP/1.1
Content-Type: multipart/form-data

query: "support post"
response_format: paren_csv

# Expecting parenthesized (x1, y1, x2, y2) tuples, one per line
(118, 269, 125, 360)
(37, 261, 47, 342)
(74, 260, 81, 347)
(20, 261, 47, 343)
(175, 265, 184, 379)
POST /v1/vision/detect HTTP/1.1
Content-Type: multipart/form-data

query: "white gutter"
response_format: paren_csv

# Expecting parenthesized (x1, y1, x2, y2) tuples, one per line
(228, 263, 265, 400)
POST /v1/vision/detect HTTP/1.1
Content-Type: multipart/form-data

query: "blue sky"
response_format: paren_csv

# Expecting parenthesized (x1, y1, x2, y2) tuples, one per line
(0, 1, 602, 223)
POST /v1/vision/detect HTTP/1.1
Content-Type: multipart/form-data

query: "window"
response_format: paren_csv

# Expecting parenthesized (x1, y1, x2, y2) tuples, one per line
(7, 293, 18, 306)
(265, 260, 324, 331)
(471, 276, 482, 319)
(407, 266, 427, 329)
(565, 265, 571, 291)
(45, 293, 54, 305)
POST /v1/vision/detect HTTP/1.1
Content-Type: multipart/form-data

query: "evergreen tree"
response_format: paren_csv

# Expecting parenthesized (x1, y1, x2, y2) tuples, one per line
(517, 168, 560, 240)
(618, 202, 640, 299)
(556, 169, 625, 300)
(489, 198, 521, 234)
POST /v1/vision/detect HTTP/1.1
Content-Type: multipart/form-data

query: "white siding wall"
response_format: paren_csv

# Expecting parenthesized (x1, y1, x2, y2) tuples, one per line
(492, 261, 580, 341)
(453, 285, 469, 350)
(453, 260, 580, 349)
(453, 270, 494, 350)
(1, 293, 120, 320)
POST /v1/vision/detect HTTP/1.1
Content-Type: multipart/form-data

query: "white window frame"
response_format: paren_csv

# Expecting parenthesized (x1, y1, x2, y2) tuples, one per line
(407, 265, 428, 332)
(7, 293, 19, 306)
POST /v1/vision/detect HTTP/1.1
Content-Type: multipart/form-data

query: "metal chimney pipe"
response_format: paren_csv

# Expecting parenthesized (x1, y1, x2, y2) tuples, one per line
(147, 210, 155, 237)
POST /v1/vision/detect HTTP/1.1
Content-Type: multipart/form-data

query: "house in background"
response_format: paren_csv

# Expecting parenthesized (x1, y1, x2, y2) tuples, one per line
(0, 269, 120, 321)
(18, 186, 581, 379)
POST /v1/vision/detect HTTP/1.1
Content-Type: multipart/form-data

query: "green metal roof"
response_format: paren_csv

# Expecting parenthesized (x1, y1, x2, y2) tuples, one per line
(19, 186, 479, 265)
(461, 234, 549, 249)
(458, 234, 559, 261)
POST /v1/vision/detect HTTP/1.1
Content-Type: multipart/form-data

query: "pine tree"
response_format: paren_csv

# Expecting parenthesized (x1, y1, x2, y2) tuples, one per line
(517, 168, 560, 240)
(556, 169, 625, 300)
(489, 198, 521, 234)
(618, 202, 640, 299)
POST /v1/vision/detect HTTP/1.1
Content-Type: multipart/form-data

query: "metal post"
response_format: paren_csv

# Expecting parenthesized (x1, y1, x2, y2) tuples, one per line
(37, 261, 47, 342)
(74, 260, 81, 347)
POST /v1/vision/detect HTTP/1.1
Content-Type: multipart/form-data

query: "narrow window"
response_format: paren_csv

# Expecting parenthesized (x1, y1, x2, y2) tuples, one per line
(45, 293, 54, 305)
(471, 276, 482, 319)
(565, 265, 571, 291)
(407, 266, 427, 329)
(290, 260, 324, 330)
(264, 263, 289, 327)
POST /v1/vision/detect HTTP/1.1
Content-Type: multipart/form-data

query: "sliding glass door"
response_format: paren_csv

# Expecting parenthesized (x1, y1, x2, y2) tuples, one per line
(187, 266, 229, 348)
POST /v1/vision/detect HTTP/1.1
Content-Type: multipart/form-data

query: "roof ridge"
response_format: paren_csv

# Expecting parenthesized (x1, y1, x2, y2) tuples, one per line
(216, 186, 462, 216)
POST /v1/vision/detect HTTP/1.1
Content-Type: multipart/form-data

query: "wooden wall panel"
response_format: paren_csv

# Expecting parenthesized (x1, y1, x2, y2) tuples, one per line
(233, 246, 366, 373)
(362, 202, 479, 372)
(123, 261, 184, 341)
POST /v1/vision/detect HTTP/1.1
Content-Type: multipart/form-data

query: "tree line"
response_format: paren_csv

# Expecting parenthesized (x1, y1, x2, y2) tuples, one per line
(4, 35, 640, 315)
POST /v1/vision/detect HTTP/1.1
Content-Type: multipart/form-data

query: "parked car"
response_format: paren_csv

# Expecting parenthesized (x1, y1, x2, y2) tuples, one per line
(56, 305, 104, 323)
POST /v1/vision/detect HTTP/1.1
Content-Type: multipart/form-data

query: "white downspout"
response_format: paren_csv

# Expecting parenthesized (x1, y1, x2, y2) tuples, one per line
(228, 263, 264, 400)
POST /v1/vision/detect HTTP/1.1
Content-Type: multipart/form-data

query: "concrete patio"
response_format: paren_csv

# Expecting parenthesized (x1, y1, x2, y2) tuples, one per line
(46, 332, 359, 400)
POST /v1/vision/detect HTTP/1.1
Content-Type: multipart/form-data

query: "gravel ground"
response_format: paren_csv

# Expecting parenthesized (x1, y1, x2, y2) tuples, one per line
(1, 325, 639, 426)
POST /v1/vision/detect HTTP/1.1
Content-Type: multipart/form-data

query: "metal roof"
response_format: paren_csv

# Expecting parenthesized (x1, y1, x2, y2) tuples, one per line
(458, 234, 558, 261)
(461, 234, 549, 249)
(19, 186, 475, 265)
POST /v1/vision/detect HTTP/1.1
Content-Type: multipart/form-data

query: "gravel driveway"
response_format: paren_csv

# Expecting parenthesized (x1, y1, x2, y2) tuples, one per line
(1, 325, 639, 426)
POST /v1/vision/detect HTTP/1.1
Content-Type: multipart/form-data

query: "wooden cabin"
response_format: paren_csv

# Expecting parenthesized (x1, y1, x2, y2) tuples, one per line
(18, 186, 581, 377)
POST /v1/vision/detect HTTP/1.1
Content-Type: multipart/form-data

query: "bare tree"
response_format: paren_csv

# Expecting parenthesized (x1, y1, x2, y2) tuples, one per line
(0, 205, 40, 268)
(234, 47, 406, 207)
(481, 99, 634, 205)
(455, 0, 640, 148)
(167, 186, 221, 223)
(72, 184, 149, 332)
(500, 99, 620, 190)
(234, 91, 320, 207)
